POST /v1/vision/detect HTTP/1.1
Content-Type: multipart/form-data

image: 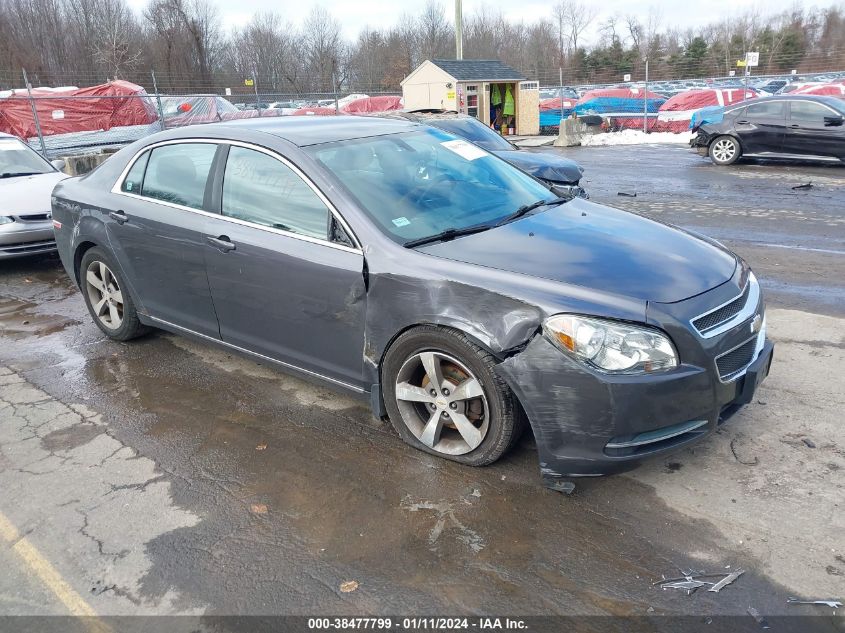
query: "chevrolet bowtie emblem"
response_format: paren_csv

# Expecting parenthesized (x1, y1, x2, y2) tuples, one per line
(750, 314, 763, 334)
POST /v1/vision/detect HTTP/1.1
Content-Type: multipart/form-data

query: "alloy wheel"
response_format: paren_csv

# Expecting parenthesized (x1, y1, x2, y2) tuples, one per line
(712, 139, 737, 163)
(85, 261, 124, 329)
(394, 351, 489, 455)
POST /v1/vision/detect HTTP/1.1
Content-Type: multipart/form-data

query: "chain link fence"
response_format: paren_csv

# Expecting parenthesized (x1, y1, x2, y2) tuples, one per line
(2, 66, 844, 158)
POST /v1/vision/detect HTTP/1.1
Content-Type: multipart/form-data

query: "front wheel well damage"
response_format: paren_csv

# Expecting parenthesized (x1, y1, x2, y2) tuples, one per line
(372, 322, 539, 422)
(73, 241, 98, 286)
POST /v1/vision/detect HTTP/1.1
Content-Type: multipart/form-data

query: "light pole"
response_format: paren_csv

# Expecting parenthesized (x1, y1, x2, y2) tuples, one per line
(643, 57, 649, 134)
(455, 0, 463, 60)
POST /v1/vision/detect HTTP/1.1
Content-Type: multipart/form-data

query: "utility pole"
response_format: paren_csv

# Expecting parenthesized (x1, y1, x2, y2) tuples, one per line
(455, 0, 463, 60)
(643, 57, 649, 134)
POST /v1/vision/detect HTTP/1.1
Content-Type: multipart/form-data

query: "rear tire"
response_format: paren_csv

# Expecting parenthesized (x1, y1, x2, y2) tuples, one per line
(79, 247, 148, 341)
(709, 135, 741, 165)
(382, 326, 525, 466)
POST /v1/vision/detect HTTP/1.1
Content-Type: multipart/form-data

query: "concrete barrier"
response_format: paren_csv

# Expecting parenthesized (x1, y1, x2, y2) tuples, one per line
(58, 149, 120, 176)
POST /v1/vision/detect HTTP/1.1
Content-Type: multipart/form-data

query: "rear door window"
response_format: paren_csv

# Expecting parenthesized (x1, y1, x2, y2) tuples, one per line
(221, 146, 330, 240)
(141, 143, 217, 209)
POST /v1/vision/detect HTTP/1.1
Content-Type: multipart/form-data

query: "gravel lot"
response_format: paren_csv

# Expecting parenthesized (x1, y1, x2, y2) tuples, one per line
(0, 144, 842, 628)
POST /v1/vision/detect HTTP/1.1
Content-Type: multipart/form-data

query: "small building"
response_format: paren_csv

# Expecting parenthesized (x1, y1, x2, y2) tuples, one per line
(401, 59, 540, 136)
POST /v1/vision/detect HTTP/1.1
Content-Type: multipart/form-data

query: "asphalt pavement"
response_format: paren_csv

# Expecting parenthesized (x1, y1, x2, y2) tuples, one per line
(0, 144, 842, 630)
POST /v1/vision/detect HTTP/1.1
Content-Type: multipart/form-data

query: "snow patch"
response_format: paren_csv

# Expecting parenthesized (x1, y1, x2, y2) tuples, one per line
(582, 130, 694, 147)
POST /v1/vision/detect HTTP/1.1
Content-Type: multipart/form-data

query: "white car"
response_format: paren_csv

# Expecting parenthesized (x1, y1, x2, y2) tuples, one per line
(0, 133, 68, 258)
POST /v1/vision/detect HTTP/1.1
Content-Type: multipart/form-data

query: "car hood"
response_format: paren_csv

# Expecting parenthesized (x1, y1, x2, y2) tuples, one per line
(419, 198, 737, 304)
(492, 149, 582, 184)
(0, 172, 67, 215)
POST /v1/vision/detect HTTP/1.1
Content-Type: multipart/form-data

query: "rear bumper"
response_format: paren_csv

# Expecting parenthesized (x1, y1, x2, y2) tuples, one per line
(496, 334, 774, 483)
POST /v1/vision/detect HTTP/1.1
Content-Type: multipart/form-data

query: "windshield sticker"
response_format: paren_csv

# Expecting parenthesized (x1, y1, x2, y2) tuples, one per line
(441, 139, 488, 161)
(392, 217, 411, 227)
(0, 140, 21, 151)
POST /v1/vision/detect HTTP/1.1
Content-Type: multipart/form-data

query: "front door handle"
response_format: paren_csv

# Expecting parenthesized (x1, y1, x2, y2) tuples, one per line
(736, 119, 750, 125)
(206, 235, 236, 253)
(109, 211, 128, 224)
(789, 124, 801, 128)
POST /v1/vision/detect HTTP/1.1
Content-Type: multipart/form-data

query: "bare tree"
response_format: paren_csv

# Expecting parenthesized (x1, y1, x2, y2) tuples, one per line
(301, 5, 345, 92)
(559, 0, 596, 54)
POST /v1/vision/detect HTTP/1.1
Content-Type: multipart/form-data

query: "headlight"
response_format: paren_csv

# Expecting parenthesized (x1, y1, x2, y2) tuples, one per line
(0, 216, 14, 225)
(543, 314, 678, 374)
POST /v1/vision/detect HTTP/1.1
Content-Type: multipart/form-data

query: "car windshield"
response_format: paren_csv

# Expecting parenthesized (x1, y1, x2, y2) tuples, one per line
(308, 128, 556, 243)
(429, 119, 515, 152)
(0, 138, 52, 177)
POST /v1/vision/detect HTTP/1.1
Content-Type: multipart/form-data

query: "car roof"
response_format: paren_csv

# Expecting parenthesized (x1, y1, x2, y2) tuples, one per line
(206, 115, 422, 147)
(727, 94, 844, 110)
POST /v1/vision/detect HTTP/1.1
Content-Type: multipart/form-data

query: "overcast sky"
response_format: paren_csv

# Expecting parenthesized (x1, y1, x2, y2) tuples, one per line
(126, 0, 834, 40)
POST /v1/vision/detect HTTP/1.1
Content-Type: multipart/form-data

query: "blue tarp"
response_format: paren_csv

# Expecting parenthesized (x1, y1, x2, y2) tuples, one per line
(574, 97, 665, 117)
(690, 105, 724, 129)
(539, 107, 575, 127)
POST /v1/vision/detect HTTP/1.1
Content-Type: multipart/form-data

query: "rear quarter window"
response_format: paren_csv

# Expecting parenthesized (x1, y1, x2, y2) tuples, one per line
(120, 151, 149, 193)
(141, 143, 217, 209)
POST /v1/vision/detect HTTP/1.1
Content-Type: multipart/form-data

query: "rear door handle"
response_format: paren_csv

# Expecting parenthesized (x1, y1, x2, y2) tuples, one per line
(206, 235, 236, 253)
(109, 211, 128, 224)
(789, 124, 801, 128)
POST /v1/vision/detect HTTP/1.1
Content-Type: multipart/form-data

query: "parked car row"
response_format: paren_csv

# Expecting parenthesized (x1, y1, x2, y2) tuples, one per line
(543, 71, 845, 100)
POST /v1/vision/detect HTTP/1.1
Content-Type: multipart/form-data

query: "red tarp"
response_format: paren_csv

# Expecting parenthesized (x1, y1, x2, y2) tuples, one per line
(539, 97, 576, 111)
(577, 87, 667, 103)
(292, 107, 338, 116)
(654, 88, 757, 132)
(0, 80, 157, 139)
(341, 95, 403, 114)
(794, 83, 845, 98)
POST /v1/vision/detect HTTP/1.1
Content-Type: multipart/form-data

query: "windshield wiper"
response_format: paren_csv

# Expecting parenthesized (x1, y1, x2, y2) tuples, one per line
(0, 171, 41, 179)
(404, 224, 493, 248)
(495, 197, 568, 227)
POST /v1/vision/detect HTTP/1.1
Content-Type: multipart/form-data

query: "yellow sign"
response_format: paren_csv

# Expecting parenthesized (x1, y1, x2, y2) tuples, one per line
(736, 60, 746, 67)
(446, 91, 456, 100)
(244, 78, 254, 86)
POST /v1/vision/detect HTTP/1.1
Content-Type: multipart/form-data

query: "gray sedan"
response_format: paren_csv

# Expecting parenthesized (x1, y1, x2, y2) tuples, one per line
(0, 133, 67, 258)
(51, 116, 773, 490)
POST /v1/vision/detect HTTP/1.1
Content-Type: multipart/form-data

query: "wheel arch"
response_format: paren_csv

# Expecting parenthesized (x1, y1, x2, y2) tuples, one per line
(370, 320, 531, 419)
(72, 240, 98, 286)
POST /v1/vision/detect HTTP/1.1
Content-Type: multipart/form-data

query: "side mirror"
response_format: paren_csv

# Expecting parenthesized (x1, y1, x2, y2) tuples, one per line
(51, 159, 66, 172)
(824, 115, 844, 127)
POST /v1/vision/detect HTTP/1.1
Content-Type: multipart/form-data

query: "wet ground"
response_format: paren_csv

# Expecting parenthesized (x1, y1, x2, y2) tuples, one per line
(0, 145, 843, 629)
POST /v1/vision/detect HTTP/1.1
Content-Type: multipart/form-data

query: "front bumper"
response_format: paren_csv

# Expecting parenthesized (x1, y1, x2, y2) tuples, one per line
(496, 325, 773, 484)
(0, 221, 56, 258)
(690, 131, 712, 156)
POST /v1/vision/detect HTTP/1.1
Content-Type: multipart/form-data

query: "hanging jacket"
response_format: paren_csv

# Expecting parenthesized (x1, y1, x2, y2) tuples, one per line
(491, 84, 502, 106)
(503, 85, 515, 116)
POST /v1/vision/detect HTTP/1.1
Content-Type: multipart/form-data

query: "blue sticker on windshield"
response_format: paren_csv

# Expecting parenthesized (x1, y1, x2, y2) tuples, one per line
(392, 217, 411, 227)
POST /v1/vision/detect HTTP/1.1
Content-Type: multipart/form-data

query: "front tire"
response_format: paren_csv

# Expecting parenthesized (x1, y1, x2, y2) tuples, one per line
(79, 247, 147, 341)
(382, 326, 524, 466)
(709, 135, 741, 165)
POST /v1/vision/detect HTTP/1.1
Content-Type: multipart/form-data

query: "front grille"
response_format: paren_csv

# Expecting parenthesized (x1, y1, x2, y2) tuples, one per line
(14, 214, 50, 222)
(693, 283, 750, 334)
(0, 239, 56, 254)
(716, 336, 757, 381)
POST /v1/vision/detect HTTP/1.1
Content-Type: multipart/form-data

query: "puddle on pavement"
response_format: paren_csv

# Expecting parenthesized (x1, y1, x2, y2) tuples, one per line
(0, 267, 806, 617)
(0, 297, 78, 339)
(25, 333, 791, 617)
